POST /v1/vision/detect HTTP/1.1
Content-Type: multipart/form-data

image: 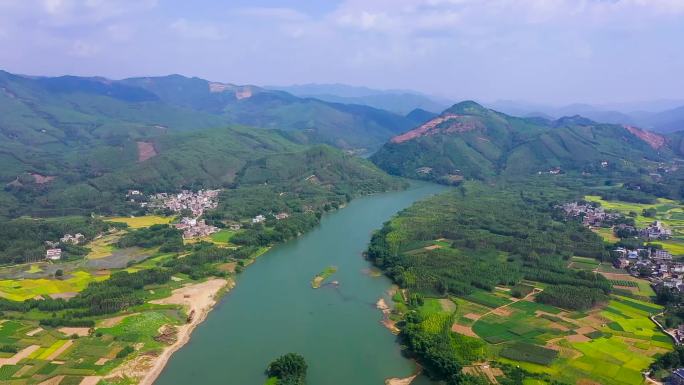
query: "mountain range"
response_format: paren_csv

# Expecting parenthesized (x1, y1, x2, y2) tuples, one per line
(371, 101, 679, 183)
(485, 100, 684, 133)
(0, 70, 407, 218)
(0, 70, 415, 153)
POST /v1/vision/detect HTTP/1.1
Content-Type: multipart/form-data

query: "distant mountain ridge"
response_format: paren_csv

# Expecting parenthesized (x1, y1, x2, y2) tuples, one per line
(265, 83, 450, 115)
(371, 101, 680, 183)
(485, 99, 684, 133)
(0, 70, 415, 152)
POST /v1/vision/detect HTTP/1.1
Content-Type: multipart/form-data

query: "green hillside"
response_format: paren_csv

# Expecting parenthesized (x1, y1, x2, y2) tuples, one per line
(371, 101, 673, 183)
(0, 69, 416, 218)
(121, 75, 414, 149)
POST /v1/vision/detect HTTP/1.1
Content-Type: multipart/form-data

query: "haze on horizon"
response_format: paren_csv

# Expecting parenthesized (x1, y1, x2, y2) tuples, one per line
(0, 0, 682, 105)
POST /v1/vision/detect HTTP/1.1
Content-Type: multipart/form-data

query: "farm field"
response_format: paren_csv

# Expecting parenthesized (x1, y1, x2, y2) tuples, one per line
(0, 309, 185, 384)
(439, 286, 673, 385)
(85, 232, 123, 259)
(210, 229, 237, 244)
(584, 195, 684, 255)
(104, 215, 174, 229)
(591, 227, 619, 243)
(599, 271, 656, 298)
(0, 271, 109, 301)
(568, 256, 600, 271)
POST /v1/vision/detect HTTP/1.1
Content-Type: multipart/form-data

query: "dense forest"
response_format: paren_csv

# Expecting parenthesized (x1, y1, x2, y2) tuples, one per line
(367, 182, 609, 298)
(117, 224, 183, 252)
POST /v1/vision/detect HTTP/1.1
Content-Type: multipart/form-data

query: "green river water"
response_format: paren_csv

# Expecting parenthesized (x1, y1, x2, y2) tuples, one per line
(154, 182, 447, 385)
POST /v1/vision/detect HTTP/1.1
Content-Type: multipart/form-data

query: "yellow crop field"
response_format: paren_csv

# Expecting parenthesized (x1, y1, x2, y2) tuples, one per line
(104, 215, 174, 229)
(86, 232, 123, 259)
(0, 271, 109, 301)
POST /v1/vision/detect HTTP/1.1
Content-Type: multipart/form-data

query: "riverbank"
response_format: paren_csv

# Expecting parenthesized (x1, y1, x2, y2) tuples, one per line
(106, 278, 232, 385)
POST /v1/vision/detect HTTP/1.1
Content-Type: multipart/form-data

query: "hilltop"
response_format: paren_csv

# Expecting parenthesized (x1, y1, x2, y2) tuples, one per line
(371, 101, 678, 183)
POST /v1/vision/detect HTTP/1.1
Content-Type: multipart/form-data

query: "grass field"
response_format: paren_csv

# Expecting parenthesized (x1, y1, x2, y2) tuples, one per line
(210, 229, 237, 244)
(591, 227, 619, 243)
(568, 256, 600, 272)
(104, 215, 174, 229)
(0, 271, 109, 301)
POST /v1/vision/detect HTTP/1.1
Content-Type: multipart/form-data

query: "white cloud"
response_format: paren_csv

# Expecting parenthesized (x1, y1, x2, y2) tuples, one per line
(69, 40, 99, 57)
(169, 19, 227, 41)
(234, 7, 308, 21)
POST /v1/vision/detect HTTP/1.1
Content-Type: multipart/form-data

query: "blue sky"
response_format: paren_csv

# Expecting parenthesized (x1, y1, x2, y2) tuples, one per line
(0, 0, 682, 104)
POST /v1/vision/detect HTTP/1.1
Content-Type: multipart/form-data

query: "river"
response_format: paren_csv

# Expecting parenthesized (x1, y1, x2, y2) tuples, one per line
(153, 182, 447, 385)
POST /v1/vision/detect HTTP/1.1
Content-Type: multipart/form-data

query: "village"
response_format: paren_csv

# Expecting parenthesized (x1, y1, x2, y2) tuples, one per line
(560, 201, 684, 293)
(129, 189, 222, 239)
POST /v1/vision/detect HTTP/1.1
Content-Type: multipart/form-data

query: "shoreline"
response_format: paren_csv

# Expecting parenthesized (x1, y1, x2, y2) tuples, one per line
(106, 278, 233, 385)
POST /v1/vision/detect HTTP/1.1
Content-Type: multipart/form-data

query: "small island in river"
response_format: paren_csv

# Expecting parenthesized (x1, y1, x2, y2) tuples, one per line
(311, 266, 338, 288)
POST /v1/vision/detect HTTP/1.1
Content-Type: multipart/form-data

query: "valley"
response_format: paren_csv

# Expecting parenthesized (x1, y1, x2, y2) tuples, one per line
(0, 72, 683, 385)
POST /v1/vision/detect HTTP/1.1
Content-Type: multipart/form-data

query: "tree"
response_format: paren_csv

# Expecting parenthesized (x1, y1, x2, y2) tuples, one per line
(55, 269, 64, 278)
(267, 353, 307, 385)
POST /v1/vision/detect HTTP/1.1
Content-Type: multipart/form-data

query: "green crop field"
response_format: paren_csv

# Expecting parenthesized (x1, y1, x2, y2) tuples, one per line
(464, 289, 512, 308)
(98, 311, 181, 349)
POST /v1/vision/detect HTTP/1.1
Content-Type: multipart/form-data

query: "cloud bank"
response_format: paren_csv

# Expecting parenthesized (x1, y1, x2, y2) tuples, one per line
(0, 0, 682, 104)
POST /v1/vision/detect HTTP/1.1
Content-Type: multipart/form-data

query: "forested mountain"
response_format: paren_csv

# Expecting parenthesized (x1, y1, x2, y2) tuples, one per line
(0, 69, 417, 218)
(0, 70, 414, 153)
(371, 101, 678, 183)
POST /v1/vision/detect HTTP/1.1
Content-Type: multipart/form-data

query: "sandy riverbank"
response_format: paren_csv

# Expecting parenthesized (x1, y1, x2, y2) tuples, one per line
(385, 373, 418, 385)
(106, 278, 232, 385)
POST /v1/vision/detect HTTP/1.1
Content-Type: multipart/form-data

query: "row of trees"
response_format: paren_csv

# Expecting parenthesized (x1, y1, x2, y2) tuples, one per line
(536, 285, 609, 311)
(117, 224, 183, 252)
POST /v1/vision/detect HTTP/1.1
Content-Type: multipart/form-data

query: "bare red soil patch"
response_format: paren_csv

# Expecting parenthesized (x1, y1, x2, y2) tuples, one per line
(625, 125, 665, 149)
(137, 141, 158, 162)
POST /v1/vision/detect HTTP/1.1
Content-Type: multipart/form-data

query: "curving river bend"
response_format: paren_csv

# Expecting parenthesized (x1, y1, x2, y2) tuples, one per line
(154, 182, 447, 385)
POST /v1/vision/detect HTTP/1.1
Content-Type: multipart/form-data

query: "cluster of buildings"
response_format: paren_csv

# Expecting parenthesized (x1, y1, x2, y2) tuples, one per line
(60, 233, 84, 244)
(174, 217, 219, 239)
(559, 202, 620, 227)
(145, 189, 221, 217)
(127, 189, 223, 239)
(252, 212, 290, 224)
(43, 233, 87, 261)
(641, 221, 673, 240)
(613, 247, 684, 291)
